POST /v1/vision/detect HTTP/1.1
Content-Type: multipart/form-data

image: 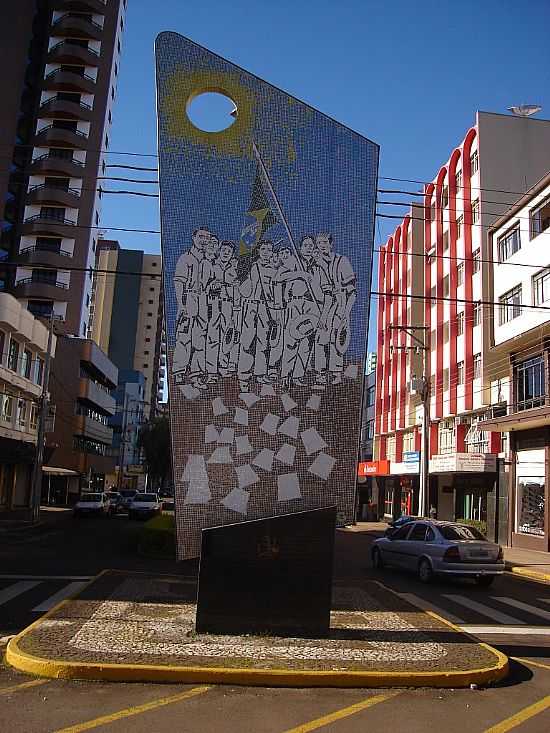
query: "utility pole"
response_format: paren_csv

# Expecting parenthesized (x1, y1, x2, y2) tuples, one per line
(389, 325, 430, 517)
(30, 310, 55, 524)
(117, 391, 129, 492)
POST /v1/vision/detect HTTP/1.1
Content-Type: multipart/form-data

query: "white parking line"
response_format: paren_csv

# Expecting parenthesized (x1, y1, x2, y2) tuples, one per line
(0, 575, 92, 581)
(460, 625, 550, 636)
(443, 595, 524, 625)
(395, 592, 466, 625)
(32, 581, 88, 612)
(493, 597, 550, 622)
(0, 581, 40, 607)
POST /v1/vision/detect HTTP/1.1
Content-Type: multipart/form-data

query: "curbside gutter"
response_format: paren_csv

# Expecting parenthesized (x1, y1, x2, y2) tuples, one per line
(505, 564, 550, 584)
(6, 574, 509, 689)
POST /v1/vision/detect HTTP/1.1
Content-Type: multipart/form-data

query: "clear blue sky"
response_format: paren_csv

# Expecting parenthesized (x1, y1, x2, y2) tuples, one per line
(103, 0, 550, 347)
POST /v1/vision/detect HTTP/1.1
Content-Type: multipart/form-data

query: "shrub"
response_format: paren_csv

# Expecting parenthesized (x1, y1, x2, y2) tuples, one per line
(138, 513, 175, 558)
(456, 518, 487, 537)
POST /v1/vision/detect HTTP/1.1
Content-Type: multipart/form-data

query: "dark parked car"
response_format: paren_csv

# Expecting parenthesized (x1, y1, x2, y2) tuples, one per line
(119, 489, 137, 512)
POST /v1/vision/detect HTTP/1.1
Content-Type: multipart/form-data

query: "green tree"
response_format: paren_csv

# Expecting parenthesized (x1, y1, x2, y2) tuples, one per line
(138, 416, 171, 490)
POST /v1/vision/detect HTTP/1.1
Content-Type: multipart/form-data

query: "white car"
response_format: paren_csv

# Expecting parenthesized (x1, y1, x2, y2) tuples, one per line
(73, 492, 113, 518)
(128, 493, 162, 520)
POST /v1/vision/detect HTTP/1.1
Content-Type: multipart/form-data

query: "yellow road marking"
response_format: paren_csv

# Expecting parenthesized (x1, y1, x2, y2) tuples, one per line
(281, 692, 399, 733)
(52, 685, 210, 733)
(484, 695, 550, 733)
(512, 656, 550, 672)
(0, 678, 49, 695)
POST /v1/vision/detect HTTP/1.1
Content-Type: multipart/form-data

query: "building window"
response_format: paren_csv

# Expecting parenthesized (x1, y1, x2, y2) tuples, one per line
(457, 262, 464, 286)
(457, 311, 464, 336)
(470, 150, 479, 174)
(533, 266, 550, 305)
(145, 337, 151, 343)
(499, 285, 522, 325)
(457, 361, 464, 385)
(22, 348, 32, 379)
(455, 170, 462, 190)
(439, 419, 455, 454)
(443, 274, 450, 297)
(0, 394, 13, 422)
(473, 353, 481, 379)
(517, 473, 545, 537)
(8, 338, 19, 372)
(430, 202, 436, 222)
(465, 420, 489, 454)
(498, 225, 521, 262)
(36, 357, 44, 386)
(442, 186, 449, 209)
(386, 435, 396, 462)
(443, 322, 449, 343)
(149, 287, 155, 292)
(143, 363, 149, 369)
(146, 325, 151, 330)
(148, 299, 154, 305)
(471, 199, 480, 224)
(0, 331, 4, 364)
(515, 355, 545, 411)
(442, 230, 449, 251)
(472, 248, 481, 273)
(30, 403, 38, 430)
(456, 214, 463, 238)
(384, 486, 394, 517)
(443, 368, 449, 390)
(473, 301, 482, 327)
(17, 399, 27, 428)
(530, 195, 550, 240)
(366, 385, 375, 407)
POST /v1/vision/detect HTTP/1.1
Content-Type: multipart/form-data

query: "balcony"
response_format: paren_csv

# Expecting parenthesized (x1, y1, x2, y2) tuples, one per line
(21, 213, 77, 238)
(50, 0, 107, 13)
(26, 183, 80, 208)
(38, 96, 93, 122)
(43, 68, 96, 95)
(13, 277, 70, 301)
(51, 13, 103, 41)
(47, 40, 99, 67)
(480, 399, 550, 433)
(28, 153, 86, 179)
(79, 377, 116, 415)
(17, 245, 73, 269)
(75, 415, 113, 444)
(33, 124, 88, 149)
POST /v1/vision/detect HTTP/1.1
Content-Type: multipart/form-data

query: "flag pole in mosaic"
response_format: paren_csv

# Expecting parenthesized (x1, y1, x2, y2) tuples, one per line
(155, 32, 379, 559)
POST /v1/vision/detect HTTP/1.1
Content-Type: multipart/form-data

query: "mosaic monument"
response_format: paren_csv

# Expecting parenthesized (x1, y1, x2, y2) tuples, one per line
(155, 33, 379, 559)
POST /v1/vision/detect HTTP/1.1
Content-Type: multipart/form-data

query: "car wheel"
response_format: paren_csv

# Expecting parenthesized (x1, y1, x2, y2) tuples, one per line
(418, 558, 433, 584)
(475, 575, 495, 588)
(372, 547, 384, 570)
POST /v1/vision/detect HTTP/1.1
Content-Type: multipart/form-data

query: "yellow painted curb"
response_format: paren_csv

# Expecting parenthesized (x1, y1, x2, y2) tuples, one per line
(507, 565, 550, 584)
(6, 573, 509, 688)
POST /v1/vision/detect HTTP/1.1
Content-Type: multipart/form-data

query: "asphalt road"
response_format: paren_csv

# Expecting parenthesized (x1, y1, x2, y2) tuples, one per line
(1, 512, 549, 732)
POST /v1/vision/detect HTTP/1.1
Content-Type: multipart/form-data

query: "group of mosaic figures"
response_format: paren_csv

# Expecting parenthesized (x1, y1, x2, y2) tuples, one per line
(173, 226, 357, 392)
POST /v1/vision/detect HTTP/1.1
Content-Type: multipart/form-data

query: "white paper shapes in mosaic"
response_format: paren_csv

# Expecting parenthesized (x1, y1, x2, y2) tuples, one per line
(252, 448, 275, 472)
(278, 415, 300, 439)
(217, 427, 235, 444)
(260, 413, 280, 436)
(233, 407, 249, 426)
(239, 392, 260, 408)
(260, 384, 277, 397)
(208, 446, 233, 464)
(308, 452, 336, 480)
(221, 488, 250, 515)
(280, 393, 298, 413)
(212, 397, 229, 416)
(275, 443, 296, 467)
(344, 363, 359, 379)
(306, 394, 322, 412)
(182, 455, 211, 504)
(236, 464, 260, 489)
(180, 384, 200, 400)
(205, 424, 219, 444)
(300, 427, 328, 456)
(235, 434, 254, 455)
(277, 473, 301, 501)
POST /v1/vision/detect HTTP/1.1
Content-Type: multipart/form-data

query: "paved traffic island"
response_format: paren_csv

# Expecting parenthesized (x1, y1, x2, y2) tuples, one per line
(6, 570, 508, 687)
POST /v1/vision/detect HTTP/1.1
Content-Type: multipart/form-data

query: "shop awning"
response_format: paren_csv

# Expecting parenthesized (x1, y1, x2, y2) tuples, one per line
(42, 467, 80, 476)
(479, 405, 550, 432)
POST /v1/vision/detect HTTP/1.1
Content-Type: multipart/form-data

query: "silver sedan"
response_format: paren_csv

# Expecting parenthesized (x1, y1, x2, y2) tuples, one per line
(372, 520, 505, 586)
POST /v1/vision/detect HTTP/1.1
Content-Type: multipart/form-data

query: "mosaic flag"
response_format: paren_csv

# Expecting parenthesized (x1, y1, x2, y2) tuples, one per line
(155, 33, 379, 559)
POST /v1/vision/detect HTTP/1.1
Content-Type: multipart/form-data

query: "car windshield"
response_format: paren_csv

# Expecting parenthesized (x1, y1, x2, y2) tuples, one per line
(136, 494, 157, 502)
(81, 494, 102, 502)
(439, 524, 487, 541)
(108, 492, 120, 498)
(120, 490, 136, 498)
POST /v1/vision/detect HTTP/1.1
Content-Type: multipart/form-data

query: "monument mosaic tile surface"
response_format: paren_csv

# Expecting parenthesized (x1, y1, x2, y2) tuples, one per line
(155, 33, 379, 559)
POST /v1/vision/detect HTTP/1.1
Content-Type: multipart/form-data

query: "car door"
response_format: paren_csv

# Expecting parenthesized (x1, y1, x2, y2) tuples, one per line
(402, 522, 429, 570)
(383, 523, 413, 568)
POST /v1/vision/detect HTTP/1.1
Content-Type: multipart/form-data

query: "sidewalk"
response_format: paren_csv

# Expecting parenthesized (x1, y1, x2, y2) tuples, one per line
(503, 546, 550, 583)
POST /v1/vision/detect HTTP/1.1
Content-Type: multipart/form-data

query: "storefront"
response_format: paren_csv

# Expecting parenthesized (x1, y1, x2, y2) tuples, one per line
(389, 452, 420, 518)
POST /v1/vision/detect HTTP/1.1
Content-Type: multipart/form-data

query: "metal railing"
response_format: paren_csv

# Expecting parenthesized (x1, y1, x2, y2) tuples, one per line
(24, 213, 77, 226)
(28, 183, 81, 197)
(16, 277, 70, 290)
(43, 68, 96, 84)
(19, 244, 73, 258)
(51, 13, 104, 32)
(30, 153, 85, 167)
(40, 96, 93, 112)
(48, 40, 99, 57)
(35, 124, 88, 139)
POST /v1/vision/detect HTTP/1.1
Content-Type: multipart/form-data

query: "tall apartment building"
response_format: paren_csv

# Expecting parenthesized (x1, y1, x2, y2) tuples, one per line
(480, 171, 550, 552)
(374, 112, 550, 539)
(90, 240, 165, 417)
(0, 0, 126, 335)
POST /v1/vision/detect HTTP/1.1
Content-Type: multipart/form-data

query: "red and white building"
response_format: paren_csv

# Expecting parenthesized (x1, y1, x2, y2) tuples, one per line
(373, 111, 550, 540)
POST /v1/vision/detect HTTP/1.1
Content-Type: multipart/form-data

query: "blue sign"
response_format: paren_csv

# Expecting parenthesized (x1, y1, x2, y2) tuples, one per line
(403, 451, 420, 464)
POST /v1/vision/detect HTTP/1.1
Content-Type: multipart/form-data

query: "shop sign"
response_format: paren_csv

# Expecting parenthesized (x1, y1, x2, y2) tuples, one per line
(429, 453, 497, 473)
(358, 460, 390, 476)
(403, 451, 420, 464)
(390, 461, 419, 475)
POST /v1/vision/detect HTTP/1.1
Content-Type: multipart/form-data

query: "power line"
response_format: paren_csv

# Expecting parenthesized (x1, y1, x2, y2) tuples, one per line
(376, 199, 534, 223)
(372, 245, 550, 272)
